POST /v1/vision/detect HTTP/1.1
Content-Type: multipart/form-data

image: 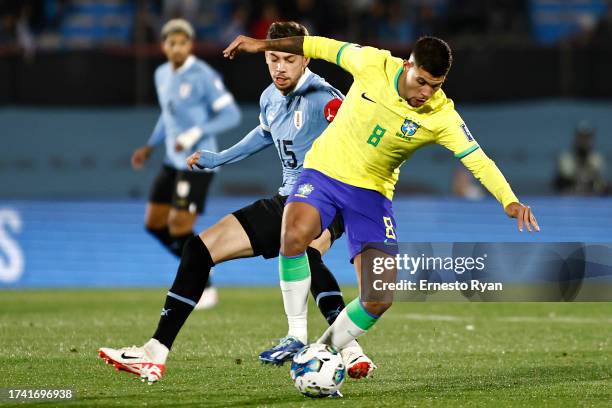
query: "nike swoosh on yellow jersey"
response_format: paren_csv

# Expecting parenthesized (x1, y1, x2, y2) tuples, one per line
(361, 92, 376, 103)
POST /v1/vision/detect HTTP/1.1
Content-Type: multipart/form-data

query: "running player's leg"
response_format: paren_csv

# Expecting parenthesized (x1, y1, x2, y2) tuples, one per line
(145, 202, 172, 244)
(166, 170, 214, 257)
(145, 166, 175, 252)
(276, 201, 322, 347)
(317, 188, 398, 352)
(167, 208, 198, 255)
(235, 194, 344, 325)
(152, 213, 252, 351)
(168, 170, 217, 307)
(308, 216, 377, 379)
(307, 218, 344, 325)
(277, 171, 340, 348)
(149, 195, 269, 343)
(99, 212, 253, 383)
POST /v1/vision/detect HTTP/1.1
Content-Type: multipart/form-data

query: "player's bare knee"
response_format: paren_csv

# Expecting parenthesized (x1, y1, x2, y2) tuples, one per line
(200, 216, 232, 252)
(281, 226, 311, 256)
(145, 223, 161, 234)
(362, 300, 393, 316)
(168, 213, 195, 236)
(145, 214, 167, 230)
(309, 230, 331, 255)
(200, 215, 253, 263)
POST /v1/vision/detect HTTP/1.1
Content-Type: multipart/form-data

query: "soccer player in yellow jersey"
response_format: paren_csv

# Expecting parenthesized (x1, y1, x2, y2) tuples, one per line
(224, 32, 540, 378)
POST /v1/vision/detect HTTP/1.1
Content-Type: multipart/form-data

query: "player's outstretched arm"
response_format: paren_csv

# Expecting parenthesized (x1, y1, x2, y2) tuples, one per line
(223, 35, 304, 59)
(504, 202, 540, 232)
(187, 126, 273, 171)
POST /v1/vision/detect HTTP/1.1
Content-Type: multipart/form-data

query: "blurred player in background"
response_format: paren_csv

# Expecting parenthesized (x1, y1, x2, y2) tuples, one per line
(131, 19, 242, 309)
(553, 121, 610, 195)
(222, 32, 540, 377)
(99, 22, 373, 385)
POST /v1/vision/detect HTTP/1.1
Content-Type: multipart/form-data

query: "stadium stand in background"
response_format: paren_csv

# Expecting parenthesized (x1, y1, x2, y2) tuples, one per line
(2, 0, 612, 50)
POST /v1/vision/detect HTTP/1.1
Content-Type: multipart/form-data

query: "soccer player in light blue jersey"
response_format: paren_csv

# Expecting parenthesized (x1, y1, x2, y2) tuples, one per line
(131, 19, 241, 309)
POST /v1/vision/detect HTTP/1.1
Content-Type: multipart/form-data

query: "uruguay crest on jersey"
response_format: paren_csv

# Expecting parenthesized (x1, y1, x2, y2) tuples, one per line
(294, 110, 303, 129)
(179, 83, 192, 98)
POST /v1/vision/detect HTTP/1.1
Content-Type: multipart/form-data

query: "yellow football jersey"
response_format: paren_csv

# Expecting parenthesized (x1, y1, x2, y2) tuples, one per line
(302, 36, 518, 208)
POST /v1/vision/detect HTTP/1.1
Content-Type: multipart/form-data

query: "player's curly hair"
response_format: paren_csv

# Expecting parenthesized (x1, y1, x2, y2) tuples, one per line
(413, 36, 452, 78)
(267, 21, 309, 39)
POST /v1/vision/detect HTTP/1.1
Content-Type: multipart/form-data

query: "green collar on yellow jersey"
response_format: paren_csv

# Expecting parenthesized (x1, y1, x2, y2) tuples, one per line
(393, 66, 403, 96)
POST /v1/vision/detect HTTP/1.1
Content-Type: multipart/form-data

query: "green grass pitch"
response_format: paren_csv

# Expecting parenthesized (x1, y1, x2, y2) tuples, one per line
(0, 288, 610, 407)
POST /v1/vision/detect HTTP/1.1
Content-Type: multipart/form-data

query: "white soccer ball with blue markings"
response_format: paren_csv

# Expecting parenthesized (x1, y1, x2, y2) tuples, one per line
(290, 343, 346, 398)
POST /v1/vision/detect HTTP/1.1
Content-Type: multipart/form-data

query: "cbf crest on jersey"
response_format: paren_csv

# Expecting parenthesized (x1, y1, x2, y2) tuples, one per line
(294, 110, 303, 130)
(401, 118, 420, 137)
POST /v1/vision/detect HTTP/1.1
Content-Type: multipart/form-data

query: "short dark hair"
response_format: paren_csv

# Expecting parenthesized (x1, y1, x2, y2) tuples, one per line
(267, 21, 309, 40)
(412, 36, 452, 77)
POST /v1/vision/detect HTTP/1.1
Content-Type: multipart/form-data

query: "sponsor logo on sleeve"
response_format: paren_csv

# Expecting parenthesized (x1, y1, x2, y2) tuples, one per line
(324, 97, 343, 122)
(461, 123, 474, 142)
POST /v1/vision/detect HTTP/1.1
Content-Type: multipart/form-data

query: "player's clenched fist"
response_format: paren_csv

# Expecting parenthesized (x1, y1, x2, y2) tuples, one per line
(504, 202, 540, 232)
(223, 35, 264, 59)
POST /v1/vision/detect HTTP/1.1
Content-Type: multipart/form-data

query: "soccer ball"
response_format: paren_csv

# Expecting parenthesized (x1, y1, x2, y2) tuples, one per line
(290, 343, 346, 398)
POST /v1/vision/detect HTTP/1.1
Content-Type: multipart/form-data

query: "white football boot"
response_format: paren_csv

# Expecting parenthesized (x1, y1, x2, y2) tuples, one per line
(341, 343, 377, 379)
(98, 339, 168, 384)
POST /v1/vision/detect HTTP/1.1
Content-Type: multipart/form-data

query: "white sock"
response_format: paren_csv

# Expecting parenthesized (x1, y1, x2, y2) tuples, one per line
(343, 339, 361, 350)
(280, 277, 310, 344)
(316, 308, 367, 349)
(317, 298, 380, 349)
(279, 253, 311, 344)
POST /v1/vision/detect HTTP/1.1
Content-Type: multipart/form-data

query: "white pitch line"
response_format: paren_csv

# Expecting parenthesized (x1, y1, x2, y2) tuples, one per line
(398, 313, 468, 322)
(497, 316, 612, 324)
(389, 313, 612, 324)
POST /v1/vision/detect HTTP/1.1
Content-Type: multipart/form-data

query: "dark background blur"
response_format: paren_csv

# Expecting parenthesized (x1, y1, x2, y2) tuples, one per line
(2, 0, 612, 104)
(1, 0, 611, 199)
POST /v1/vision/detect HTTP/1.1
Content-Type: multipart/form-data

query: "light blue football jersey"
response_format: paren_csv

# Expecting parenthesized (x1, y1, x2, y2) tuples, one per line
(259, 69, 343, 195)
(149, 55, 240, 170)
